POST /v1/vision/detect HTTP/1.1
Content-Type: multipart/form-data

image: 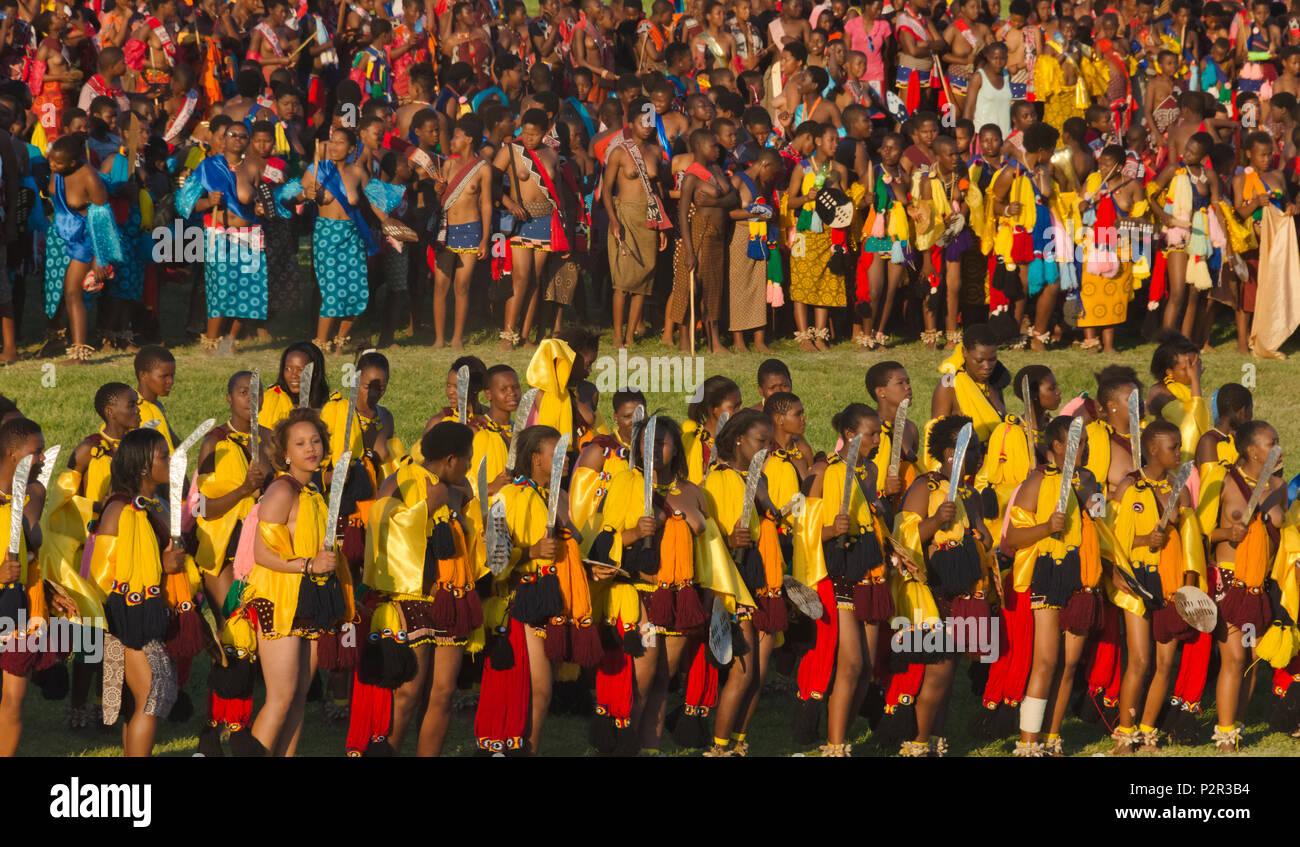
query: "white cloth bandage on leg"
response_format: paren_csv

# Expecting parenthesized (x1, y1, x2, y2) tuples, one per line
(1019, 696, 1048, 734)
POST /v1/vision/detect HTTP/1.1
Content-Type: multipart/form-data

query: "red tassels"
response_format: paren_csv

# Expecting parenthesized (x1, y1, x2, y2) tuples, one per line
(345, 668, 393, 757)
(209, 689, 252, 731)
(982, 583, 1034, 707)
(683, 639, 718, 712)
(475, 618, 531, 754)
(594, 618, 634, 723)
(1173, 630, 1212, 709)
(905, 70, 921, 114)
(796, 579, 837, 701)
(1085, 603, 1122, 705)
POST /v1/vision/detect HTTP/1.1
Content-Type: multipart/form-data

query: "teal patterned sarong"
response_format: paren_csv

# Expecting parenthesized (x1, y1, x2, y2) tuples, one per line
(204, 226, 268, 319)
(314, 216, 368, 318)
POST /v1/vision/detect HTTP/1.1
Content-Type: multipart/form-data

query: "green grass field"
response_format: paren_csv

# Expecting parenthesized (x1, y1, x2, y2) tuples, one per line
(6, 266, 1300, 756)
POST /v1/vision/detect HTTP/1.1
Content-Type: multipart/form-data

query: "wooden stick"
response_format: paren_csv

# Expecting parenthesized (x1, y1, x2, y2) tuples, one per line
(689, 269, 696, 353)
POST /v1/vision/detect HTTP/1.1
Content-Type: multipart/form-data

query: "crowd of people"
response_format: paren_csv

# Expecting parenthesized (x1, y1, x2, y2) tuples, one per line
(2, 0, 1300, 363)
(1, 329, 1299, 758)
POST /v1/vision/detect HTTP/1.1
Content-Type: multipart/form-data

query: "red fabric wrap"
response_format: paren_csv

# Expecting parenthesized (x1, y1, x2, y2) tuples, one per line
(594, 616, 634, 722)
(1172, 630, 1212, 708)
(345, 667, 393, 756)
(796, 578, 838, 700)
(474, 617, 531, 752)
(683, 639, 718, 711)
(1084, 603, 1122, 704)
(209, 690, 252, 730)
(980, 582, 1034, 707)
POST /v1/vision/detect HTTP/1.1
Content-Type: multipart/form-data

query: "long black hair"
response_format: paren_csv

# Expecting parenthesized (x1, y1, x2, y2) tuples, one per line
(109, 429, 167, 496)
(715, 409, 771, 465)
(630, 415, 689, 483)
(276, 341, 329, 409)
(686, 376, 740, 425)
(509, 425, 561, 481)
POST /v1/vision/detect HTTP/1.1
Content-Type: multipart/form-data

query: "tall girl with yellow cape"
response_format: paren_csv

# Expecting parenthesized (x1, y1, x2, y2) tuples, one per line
(42, 382, 140, 731)
(798, 404, 892, 757)
(194, 371, 271, 617)
(237, 409, 351, 757)
(480, 425, 601, 756)
(891, 415, 996, 757)
(1199, 420, 1285, 753)
(683, 376, 742, 484)
(975, 364, 1061, 545)
(258, 341, 330, 430)
(588, 416, 751, 754)
(1107, 421, 1205, 753)
(1005, 415, 1107, 757)
(1145, 333, 1209, 463)
(704, 410, 787, 756)
(362, 422, 485, 756)
(87, 429, 181, 756)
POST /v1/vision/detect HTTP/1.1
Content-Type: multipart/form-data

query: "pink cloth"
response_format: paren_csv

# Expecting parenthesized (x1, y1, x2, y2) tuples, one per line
(844, 16, 891, 84)
(232, 503, 261, 581)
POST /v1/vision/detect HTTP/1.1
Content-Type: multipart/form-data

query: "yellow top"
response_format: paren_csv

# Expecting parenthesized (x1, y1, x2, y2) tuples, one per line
(1107, 475, 1206, 617)
(195, 427, 257, 577)
(89, 497, 164, 598)
(258, 384, 297, 430)
(244, 477, 329, 636)
(137, 397, 177, 451)
(1159, 378, 1209, 463)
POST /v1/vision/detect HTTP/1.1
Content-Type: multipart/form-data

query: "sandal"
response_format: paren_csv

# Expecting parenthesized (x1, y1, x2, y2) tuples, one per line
(1044, 735, 1064, 757)
(919, 329, 942, 350)
(1111, 727, 1139, 754)
(898, 740, 929, 757)
(813, 327, 831, 351)
(498, 329, 522, 350)
(818, 743, 851, 757)
(1211, 724, 1241, 753)
(702, 743, 735, 757)
(793, 328, 817, 352)
(1013, 740, 1045, 757)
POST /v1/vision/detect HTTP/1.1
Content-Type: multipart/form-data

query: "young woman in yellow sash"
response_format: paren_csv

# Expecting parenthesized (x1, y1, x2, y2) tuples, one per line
(1194, 383, 1252, 499)
(1200, 420, 1285, 752)
(90, 428, 182, 756)
(45, 382, 140, 730)
(492, 425, 602, 754)
(421, 356, 488, 431)
(1107, 421, 1206, 753)
(976, 364, 1061, 546)
(1005, 415, 1106, 756)
(930, 324, 1008, 447)
(683, 375, 742, 483)
(469, 364, 521, 498)
(321, 351, 405, 482)
(570, 390, 642, 533)
(0, 419, 69, 756)
(800, 404, 892, 756)
(892, 414, 993, 756)
(240, 409, 347, 756)
(704, 409, 783, 756)
(194, 371, 271, 617)
(259, 341, 329, 429)
(866, 362, 920, 508)
(365, 421, 484, 756)
(1145, 332, 1208, 462)
(1083, 365, 1143, 498)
